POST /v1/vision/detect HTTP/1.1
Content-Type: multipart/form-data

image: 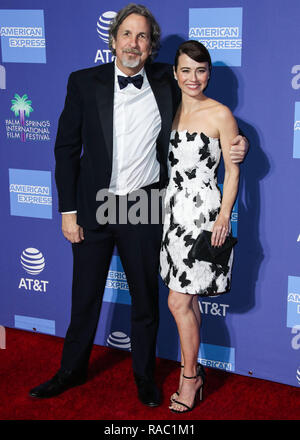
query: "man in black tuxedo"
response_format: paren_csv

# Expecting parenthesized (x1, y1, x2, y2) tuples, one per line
(29, 3, 248, 406)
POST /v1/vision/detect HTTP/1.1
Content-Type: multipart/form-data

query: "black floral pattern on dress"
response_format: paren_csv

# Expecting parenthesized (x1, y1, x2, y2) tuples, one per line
(173, 171, 184, 190)
(176, 226, 186, 237)
(198, 144, 210, 161)
(186, 132, 197, 142)
(183, 233, 195, 247)
(209, 208, 219, 222)
(185, 169, 197, 180)
(170, 131, 182, 148)
(207, 157, 217, 169)
(169, 151, 179, 167)
(179, 271, 191, 288)
(160, 130, 234, 296)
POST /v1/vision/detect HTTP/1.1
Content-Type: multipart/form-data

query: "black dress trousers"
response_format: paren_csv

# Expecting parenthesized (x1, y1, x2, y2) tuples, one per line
(60, 183, 163, 382)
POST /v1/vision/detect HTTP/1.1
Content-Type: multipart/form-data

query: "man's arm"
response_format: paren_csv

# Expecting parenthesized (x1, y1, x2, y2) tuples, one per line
(54, 72, 83, 242)
(61, 212, 84, 243)
(230, 134, 249, 164)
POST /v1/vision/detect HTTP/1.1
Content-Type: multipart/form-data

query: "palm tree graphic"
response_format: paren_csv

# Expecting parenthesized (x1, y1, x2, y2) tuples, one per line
(10, 94, 33, 142)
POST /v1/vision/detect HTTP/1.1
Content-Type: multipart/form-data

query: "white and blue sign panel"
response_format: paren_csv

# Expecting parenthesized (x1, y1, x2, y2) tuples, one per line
(198, 343, 235, 372)
(287, 276, 300, 328)
(218, 183, 238, 237)
(293, 102, 300, 158)
(14, 315, 55, 335)
(103, 254, 131, 305)
(9, 168, 52, 219)
(0, 64, 5, 89)
(189, 8, 243, 66)
(0, 9, 46, 63)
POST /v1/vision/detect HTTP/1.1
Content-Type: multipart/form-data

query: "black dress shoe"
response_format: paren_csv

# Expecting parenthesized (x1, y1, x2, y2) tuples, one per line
(135, 378, 161, 407)
(29, 369, 87, 398)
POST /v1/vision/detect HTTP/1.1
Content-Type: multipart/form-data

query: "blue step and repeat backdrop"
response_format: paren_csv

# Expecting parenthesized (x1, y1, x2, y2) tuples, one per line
(0, 0, 300, 388)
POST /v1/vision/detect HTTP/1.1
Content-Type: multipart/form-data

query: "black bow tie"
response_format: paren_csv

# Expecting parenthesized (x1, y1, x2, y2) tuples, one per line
(117, 74, 143, 90)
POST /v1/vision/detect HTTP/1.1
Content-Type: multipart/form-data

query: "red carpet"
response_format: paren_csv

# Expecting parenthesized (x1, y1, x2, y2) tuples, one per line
(0, 328, 299, 420)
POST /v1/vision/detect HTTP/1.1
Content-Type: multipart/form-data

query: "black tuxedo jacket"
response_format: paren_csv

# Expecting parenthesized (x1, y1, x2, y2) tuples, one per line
(54, 61, 180, 229)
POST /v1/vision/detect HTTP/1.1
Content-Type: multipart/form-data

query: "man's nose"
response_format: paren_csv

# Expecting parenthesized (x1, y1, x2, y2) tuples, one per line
(128, 36, 138, 47)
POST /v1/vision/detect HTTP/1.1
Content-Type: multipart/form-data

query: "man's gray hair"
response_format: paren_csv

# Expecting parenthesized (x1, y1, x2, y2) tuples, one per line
(108, 3, 161, 61)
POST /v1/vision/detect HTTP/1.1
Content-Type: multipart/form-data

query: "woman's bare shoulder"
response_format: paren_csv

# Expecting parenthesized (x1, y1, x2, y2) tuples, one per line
(206, 99, 234, 119)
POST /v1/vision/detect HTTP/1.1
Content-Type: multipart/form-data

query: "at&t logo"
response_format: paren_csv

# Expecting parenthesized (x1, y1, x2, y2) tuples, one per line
(199, 300, 229, 317)
(20, 247, 45, 274)
(97, 11, 117, 43)
(94, 11, 116, 64)
(107, 331, 131, 351)
(18, 247, 49, 293)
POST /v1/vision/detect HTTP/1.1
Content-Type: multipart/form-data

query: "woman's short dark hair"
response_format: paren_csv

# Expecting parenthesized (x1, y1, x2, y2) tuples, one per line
(174, 40, 212, 72)
(109, 3, 161, 61)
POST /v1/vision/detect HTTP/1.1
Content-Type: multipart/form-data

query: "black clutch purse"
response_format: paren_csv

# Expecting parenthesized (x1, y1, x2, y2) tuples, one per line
(189, 230, 237, 266)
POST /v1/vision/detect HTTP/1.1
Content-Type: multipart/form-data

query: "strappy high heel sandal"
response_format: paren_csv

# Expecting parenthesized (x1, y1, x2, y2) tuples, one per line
(170, 366, 206, 414)
(170, 363, 205, 403)
(170, 364, 184, 403)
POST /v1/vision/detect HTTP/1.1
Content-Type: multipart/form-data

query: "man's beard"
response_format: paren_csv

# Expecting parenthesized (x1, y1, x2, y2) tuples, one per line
(121, 49, 142, 69)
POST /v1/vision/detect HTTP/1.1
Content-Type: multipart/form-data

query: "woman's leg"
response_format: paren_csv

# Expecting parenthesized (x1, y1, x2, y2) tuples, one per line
(172, 296, 201, 399)
(168, 290, 203, 411)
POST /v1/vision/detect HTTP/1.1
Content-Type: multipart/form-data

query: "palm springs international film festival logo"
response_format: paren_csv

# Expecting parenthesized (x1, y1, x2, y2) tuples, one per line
(18, 247, 49, 293)
(94, 10, 117, 64)
(5, 93, 51, 142)
(189, 8, 243, 67)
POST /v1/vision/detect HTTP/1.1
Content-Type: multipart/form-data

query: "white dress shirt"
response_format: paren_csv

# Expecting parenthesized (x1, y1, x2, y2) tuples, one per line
(109, 63, 161, 195)
(62, 62, 162, 213)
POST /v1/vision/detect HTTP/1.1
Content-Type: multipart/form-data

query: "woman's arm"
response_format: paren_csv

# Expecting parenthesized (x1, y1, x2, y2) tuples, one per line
(211, 106, 240, 247)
